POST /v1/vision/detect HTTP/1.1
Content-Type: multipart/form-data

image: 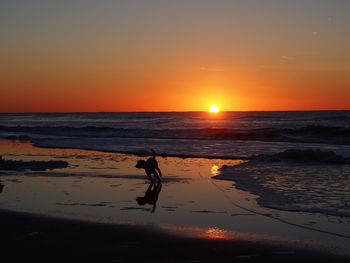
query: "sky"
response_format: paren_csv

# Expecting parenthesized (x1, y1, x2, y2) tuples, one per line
(0, 0, 350, 112)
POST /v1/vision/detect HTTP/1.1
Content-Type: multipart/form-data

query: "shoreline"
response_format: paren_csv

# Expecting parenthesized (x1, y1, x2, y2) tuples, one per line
(33, 142, 252, 160)
(2, 136, 252, 160)
(1, 139, 350, 262)
(1, 208, 349, 262)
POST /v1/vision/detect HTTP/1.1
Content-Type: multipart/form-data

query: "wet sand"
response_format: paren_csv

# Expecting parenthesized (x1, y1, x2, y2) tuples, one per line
(2, 209, 348, 263)
(1, 139, 350, 262)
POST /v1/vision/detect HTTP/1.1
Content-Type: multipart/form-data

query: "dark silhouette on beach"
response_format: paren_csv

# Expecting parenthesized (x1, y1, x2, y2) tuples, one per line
(0, 155, 68, 171)
(135, 149, 162, 182)
(136, 182, 162, 213)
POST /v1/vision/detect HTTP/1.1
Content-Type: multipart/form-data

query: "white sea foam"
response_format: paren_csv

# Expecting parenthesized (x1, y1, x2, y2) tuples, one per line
(215, 156, 350, 218)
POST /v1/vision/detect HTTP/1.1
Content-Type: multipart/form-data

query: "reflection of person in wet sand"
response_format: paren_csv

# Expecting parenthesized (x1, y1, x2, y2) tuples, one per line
(136, 182, 162, 213)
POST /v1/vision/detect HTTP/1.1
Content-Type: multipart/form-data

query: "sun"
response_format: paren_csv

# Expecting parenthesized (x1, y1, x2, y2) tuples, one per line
(209, 104, 220, 113)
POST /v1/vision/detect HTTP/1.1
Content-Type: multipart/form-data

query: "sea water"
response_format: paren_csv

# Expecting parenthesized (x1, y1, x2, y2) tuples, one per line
(0, 111, 349, 219)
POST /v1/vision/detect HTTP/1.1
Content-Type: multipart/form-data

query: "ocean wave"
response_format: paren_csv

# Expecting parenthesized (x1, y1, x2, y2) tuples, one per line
(2, 129, 350, 161)
(214, 149, 350, 218)
(253, 149, 350, 164)
(0, 124, 350, 145)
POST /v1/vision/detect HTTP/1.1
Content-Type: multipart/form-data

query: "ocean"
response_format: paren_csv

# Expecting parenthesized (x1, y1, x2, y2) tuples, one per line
(1, 111, 350, 158)
(1, 111, 350, 218)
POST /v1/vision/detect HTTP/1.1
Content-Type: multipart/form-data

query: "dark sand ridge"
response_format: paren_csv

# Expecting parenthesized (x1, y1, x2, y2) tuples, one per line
(1, 209, 349, 263)
(0, 156, 68, 171)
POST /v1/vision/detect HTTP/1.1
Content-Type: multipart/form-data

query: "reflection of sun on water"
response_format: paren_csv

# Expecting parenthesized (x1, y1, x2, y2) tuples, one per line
(206, 227, 229, 239)
(211, 165, 219, 176)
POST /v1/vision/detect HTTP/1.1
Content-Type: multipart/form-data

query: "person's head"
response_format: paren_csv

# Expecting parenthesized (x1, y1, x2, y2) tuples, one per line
(135, 160, 146, 169)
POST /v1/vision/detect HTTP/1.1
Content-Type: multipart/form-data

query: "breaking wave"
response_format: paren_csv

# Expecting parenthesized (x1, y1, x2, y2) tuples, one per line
(214, 149, 350, 218)
(1, 124, 350, 145)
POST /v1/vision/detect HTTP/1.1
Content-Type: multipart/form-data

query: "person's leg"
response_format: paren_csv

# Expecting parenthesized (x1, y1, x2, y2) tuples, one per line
(153, 170, 161, 182)
(146, 172, 153, 182)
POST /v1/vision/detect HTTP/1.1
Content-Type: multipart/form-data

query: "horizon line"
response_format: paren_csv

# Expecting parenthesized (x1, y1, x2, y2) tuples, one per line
(0, 109, 350, 114)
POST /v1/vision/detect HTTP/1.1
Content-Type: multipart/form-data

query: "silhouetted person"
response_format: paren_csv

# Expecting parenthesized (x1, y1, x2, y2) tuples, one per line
(136, 182, 162, 213)
(0, 182, 4, 193)
(135, 149, 162, 182)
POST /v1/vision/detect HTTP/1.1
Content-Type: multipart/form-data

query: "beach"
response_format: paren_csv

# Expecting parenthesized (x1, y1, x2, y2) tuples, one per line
(2, 209, 349, 263)
(2, 0, 350, 261)
(1, 138, 350, 262)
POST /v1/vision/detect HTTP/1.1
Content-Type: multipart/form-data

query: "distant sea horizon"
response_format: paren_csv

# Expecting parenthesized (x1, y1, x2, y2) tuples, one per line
(1, 109, 350, 114)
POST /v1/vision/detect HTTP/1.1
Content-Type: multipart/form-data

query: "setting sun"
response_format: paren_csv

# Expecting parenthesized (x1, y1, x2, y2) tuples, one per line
(209, 104, 220, 113)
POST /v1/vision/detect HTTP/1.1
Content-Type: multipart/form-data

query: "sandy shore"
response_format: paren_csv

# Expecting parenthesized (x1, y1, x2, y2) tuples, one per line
(2, 209, 349, 263)
(1, 139, 350, 262)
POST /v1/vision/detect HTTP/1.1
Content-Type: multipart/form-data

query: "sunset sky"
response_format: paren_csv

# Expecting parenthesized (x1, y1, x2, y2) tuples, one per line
(1, 0, 349, 112)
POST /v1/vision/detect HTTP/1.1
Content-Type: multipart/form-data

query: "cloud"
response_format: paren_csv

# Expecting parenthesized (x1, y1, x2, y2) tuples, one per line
(280, 55, 296, 61)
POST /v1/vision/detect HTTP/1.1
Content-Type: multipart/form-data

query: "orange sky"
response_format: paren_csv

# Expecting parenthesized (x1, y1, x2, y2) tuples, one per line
(1, 1, 350, 112)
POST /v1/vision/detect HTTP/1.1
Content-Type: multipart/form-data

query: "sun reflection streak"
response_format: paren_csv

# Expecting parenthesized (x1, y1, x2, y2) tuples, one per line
(206, 227, 230, 240)
(211, 165, 219, 176)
